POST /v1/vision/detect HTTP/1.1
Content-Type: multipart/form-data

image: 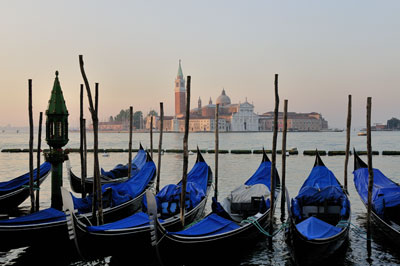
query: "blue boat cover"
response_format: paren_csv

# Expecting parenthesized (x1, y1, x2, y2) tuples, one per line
(0, 208, 66, 225)
(72, 160, 156, 213)
(296, 216, 342, 240)
(169, 213, 240, 236)
(0, 162, 51, 192)
(101, 149, 146, 179)
(244, 161, 273, 189)
(153, 161, 209, 216)
(93, 160, 209, 232)
(353, 167, 400, 216)
(292, 166, 350, 220)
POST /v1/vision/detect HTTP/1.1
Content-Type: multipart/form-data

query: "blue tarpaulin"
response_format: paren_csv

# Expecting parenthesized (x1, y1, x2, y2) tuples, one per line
(88, 160, 210, 232)
(149, 161, 209, 217)
(298, 166, 342, 192)
(161, 158, 276, 238)
(101, 149, 147, 179)
(296, 216, 342, 240)
(73, 159, 156, 213)
(0, 162, 51, 192)
(0, 208, 66, 225)
(291, 166, 349, 221)
(244, 161, 273, 189)
(169, 213, 240, 236)
(353, 167, 400, 216)
(87, 211, 164, 232)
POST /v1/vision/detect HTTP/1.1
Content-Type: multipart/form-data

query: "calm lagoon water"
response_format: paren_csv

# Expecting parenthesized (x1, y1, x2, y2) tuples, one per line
(0, 131, 399, 265)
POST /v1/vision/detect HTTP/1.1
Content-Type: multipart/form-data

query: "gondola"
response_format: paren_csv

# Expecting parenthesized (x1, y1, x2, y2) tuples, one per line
(0, 162, 51, 210)
(67, 143, 147, 194)
(0, 151, 156, 250)
(61, 148, 212, 260)
(353, 150, 400, 245)
(286, 152, 351, 265)
(146, 150, 280, 265)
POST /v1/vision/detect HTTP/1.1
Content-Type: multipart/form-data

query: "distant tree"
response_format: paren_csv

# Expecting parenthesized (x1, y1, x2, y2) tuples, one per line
(109, 116, 114, 122)
(387, 117, 400, 129)
(114, 109, 129, 122)
(133, 111, 143, 129)
(148, 110, 158, 117)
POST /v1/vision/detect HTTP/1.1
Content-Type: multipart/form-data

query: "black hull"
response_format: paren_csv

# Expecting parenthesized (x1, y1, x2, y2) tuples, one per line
(73, 191, 209, 258)
(67, 144, 146, 194)
(286, 153, 351, 265)
(154, 162, 280, 266)
(286, 216, 350, 265)
(0, 172, 50, 211)
(361, 200, 400, 246)
(353, 150, 400, 245)
(68, 166, 129, 194)
(0, 186, 147, 251)
(156, 205, 276, 266)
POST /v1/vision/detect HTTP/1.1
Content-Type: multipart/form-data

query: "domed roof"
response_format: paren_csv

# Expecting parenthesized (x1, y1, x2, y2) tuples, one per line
(216, 89, 231, 106)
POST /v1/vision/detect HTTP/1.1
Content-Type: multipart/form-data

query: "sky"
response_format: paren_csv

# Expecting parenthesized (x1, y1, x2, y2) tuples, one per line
(0, 1, 399, 129)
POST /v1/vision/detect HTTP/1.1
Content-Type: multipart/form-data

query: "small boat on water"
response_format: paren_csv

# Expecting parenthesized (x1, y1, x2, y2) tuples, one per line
(0, 151, 156, 251)
(62, 148, 212, 260)
(67, 143, 147, 194)
(358, 132, 367, 136)
(147, 149, 280, 265)
(286, 152, 351, 264)
(0, 162, 51, 210)
(353, 150, 400, 245)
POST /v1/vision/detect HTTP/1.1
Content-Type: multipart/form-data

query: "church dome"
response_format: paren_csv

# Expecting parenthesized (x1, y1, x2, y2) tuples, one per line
(216, 89, 231, 106)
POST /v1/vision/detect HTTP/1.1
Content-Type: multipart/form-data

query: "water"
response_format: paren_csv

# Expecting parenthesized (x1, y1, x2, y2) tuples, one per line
(0, 131, 400, 265)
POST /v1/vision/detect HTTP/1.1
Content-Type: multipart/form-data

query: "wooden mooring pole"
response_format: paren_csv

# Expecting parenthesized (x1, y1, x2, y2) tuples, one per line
(180, 76, 191, 227)
(269, 74, 279, 247)
(80, 84, 86, 197)
(150, 116, 154, 159)
(366, 97, 373, 259)
(128, 106, 133, 178)
(344, 95, 352, 193)
(28, 79, 35, 213)
(35, 112, 43, 212)
(79, 55, 103, 225)
(156, 103, 164, 194)
(83, 118, 87, 194)
(280, 99, 288, 222)
(214, 103, 219, 201)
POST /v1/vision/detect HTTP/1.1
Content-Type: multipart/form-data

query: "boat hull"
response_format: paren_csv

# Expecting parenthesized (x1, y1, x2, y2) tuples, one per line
(285, 217, 350, 265)
(0, 186, 148, 251)
(0, 171, 50, 210)
(72, 193, 209, 259)
(156, 206, 275, 266)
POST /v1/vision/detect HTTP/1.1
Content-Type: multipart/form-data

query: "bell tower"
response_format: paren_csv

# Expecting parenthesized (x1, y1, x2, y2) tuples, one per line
(174, 60, 186, 116)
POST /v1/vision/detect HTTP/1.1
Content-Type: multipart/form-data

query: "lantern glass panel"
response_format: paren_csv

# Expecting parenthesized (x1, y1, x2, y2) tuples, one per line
(57, 121, 62, 137)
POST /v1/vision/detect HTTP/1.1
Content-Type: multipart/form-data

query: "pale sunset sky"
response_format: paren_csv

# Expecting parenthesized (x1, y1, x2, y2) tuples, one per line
(0, 1, 398, 129)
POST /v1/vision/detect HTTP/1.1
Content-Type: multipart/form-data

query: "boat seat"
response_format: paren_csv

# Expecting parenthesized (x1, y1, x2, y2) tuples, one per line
(302, 206, 318, 218)
(302, 205, 341, 218)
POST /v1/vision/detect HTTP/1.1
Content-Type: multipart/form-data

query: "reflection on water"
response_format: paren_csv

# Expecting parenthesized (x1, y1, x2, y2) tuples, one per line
(0, 132, 399, 265)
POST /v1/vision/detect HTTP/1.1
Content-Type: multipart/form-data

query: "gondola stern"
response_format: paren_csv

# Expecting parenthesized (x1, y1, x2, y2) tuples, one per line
(139, 143, 144, 150)
(146, 150, 154, 162)
(262, 147, 271, 162)
(353, 148, 368, 170)
(313, 150, 325, 167)
(196, 146, 205, 163)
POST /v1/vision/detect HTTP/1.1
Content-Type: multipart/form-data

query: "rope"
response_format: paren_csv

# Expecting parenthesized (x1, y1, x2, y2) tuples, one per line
(336, 220, 371, 241)
(242, 216, 289, 237)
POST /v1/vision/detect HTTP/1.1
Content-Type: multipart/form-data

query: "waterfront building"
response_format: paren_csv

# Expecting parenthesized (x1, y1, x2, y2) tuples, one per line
(259, 112, 328, 131)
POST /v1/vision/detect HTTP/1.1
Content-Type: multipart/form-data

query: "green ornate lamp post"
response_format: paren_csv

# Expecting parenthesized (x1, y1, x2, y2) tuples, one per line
(44, 71, 69, 210)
